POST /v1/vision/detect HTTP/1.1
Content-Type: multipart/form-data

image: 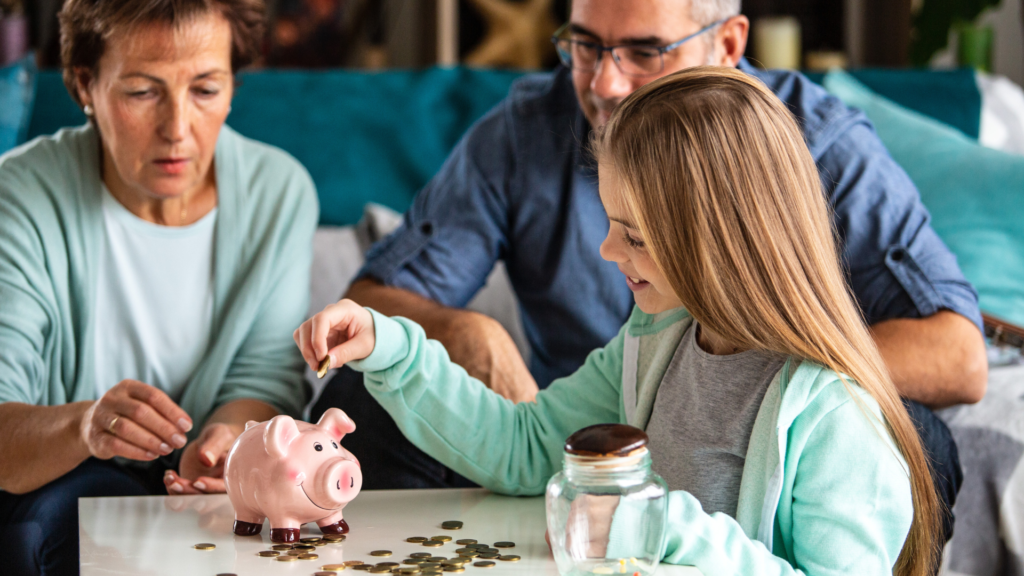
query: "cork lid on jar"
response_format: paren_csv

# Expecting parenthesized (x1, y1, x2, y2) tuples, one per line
(564, 424, 648, 458)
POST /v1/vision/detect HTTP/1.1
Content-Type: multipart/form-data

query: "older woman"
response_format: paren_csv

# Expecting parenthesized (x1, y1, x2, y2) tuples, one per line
(0, 0, 316, 573)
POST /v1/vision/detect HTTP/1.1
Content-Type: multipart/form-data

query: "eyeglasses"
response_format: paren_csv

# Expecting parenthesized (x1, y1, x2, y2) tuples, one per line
(551, 19, 728, 77)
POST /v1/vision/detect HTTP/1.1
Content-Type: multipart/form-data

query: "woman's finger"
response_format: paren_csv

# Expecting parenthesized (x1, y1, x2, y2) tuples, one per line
(105, 394, 187, 449)
(191, 476, 227, 493)
(195, 426, 236, 468)
(103, 434, 159, 462)
(109, 414, 175, 457)
(125, 381, 192, 433)
(163, 470, 202, 495)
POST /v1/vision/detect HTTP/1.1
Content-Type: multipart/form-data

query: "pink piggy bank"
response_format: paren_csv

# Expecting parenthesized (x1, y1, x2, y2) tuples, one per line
(224, 408, 363, 543)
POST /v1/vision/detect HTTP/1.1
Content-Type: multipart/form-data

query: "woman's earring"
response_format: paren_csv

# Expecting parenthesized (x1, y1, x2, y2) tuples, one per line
(83, 104, 94, 116)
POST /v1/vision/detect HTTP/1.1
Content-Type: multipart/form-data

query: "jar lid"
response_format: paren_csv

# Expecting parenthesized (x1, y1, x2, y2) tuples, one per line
(564, 423, 648, 458)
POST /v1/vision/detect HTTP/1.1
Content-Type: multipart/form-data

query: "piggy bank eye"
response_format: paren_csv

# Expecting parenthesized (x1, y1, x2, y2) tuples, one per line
(332, 441, 339, 450)
(314, 442, 323, 452)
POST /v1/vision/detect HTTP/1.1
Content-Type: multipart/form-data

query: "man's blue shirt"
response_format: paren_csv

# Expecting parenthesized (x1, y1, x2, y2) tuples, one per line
(360, 61, 982, 388)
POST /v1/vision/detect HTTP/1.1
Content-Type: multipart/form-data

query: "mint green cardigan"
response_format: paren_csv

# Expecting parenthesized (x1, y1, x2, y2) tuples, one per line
(0, 124, 318, 431)
(351, 307, 914, 575)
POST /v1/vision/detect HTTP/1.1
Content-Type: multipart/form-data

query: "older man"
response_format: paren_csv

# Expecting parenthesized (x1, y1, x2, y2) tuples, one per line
(316, 0, 986, 543)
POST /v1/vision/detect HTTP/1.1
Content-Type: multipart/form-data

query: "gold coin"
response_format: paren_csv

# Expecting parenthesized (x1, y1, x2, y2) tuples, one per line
(498, 555, 520, 562)
(443, 557, 470, 565)
(318, 356, 332, 378)
(276, 555, 298, 562)
(324, 534, 347, 542)
(193, 543, 216, 550)
(399, 568, 422, 575)
(477, 554, 499, 560)
(352, 566, 372, 571)
(406, 536, 428, 543)
(295, 544, 317, 551)
(493, 541, 515, 548)
(317, 572, 343, 576)
(440, 521, 462, 530)
(409, 553, 432, 559)
(402, 559, 425, 565)
(302, 537, 324, 543)
(369, 568, 392, 574)
(442, 567, 465, 573)
(272, 544, 293, 550)
(467, 544, 488, 549)
(314, 540, 329, 547)
(258, 550, 280, 557)
(300, 553, 320, 560)
(422, 540, 444, 548)
(321, 564, 349, 571)
(376, 562, 400, 567)
(344, 561, 368, 566)
(287, 550, 305, 556)
(454, 539, 476, 546)
(422, 571, 442, 576)
(427, 557, 447, 562)
(430, 535, 452, 542)
(419, 563, 441, 569)
(370, 550, 393, 557)
(472, 561, 495, 568)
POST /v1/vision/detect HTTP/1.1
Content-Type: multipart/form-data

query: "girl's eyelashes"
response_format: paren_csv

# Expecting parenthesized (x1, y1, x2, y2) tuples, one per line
(623, 230, 645, 249)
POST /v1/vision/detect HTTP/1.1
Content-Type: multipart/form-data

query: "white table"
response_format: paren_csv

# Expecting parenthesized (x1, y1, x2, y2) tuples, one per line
(80, 488, 702, 575)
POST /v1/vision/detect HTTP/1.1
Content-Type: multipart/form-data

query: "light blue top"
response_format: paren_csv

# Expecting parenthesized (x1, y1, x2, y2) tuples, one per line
(350, 307, 914, 575)
(93, 185, 217, 401)
(0, 124, 318, 431)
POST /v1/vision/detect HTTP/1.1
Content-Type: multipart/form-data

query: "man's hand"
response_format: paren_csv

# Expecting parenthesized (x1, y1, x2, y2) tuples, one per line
(346, 279, 539, 403)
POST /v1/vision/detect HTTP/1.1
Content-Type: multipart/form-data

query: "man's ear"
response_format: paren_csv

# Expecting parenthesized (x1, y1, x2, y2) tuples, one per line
(715, 15, 749, 68)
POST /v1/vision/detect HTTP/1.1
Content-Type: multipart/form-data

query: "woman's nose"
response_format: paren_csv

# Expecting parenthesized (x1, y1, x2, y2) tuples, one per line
(159, 98, 189, 143)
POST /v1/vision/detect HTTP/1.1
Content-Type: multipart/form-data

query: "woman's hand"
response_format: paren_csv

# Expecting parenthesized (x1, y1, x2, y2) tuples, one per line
(163, 423, 239, 494)
(80, 380, 192, 462)
(294, 299, 376, 371)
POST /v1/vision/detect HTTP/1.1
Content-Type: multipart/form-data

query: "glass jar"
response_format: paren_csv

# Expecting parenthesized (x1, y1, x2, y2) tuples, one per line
(546, 424, 668, 576)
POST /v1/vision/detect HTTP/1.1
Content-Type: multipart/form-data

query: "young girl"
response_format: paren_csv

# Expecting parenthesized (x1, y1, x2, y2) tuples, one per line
(295, 67, 938, 576)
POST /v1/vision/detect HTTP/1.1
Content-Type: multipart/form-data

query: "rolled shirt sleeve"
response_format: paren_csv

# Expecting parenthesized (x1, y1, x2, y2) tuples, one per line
(820, 121, 983, 332)
(357, 103, 514, 309)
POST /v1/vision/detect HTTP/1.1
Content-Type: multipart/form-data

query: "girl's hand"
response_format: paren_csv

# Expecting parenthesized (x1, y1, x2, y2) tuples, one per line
(294, 299, 376, 371)
(80, 380, 193, 462)
(164, 422, 239, 494)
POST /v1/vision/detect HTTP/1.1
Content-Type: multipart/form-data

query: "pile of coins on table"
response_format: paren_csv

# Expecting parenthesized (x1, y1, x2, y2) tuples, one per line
(250, 533, 347, 563)
(312, 520, 521, 574)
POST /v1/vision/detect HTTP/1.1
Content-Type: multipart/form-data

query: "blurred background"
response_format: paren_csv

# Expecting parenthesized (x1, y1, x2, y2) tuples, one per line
(1, 0, 1020, 83)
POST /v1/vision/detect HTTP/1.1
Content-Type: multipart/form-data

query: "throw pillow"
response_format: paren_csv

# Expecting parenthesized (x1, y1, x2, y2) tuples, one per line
(824, 69, 1024, 326)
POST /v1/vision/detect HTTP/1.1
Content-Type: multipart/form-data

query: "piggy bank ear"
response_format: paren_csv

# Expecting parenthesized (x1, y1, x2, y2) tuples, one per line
(264, 415, 301, 459)
(317, 408, 356, 442)
(244, 420, 259, 431)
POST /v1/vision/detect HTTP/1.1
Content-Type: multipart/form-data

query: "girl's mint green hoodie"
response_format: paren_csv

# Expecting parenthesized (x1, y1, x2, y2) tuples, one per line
(350, 306, 914, 575)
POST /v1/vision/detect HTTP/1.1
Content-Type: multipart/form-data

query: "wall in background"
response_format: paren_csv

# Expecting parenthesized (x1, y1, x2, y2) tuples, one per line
(927, 0, 1024, 85)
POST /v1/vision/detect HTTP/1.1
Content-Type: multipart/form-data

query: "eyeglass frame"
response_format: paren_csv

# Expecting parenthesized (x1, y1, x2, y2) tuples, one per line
(550, 18, 730, 77)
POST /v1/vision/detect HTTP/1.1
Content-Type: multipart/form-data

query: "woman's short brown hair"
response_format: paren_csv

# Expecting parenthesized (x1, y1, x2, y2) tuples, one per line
(59, 0, 265, 106)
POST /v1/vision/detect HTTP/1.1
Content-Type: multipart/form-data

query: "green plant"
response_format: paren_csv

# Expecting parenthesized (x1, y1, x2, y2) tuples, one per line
(910, 0, 1001, 66)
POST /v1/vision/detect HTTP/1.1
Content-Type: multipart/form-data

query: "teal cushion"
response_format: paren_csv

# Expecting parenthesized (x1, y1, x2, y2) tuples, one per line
(824, 69, 1024, 325)
(26, 67, 524, 226)
(805, 68, 981, 139)
(0, 54, 36, 154)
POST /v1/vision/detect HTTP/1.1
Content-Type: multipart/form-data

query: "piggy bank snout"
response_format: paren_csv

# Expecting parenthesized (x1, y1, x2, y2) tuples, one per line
(312, 458, 362, 508)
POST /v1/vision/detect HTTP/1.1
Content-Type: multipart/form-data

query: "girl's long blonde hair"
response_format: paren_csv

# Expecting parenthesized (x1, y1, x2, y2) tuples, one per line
(596, 66, 938, 576)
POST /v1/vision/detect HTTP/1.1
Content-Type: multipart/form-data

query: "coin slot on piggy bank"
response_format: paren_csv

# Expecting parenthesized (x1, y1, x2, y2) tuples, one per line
(224, 408, 363, 543)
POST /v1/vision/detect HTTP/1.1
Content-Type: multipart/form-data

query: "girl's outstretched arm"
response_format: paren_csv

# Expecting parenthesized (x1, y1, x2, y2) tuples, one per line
(295, 300, 625, 495)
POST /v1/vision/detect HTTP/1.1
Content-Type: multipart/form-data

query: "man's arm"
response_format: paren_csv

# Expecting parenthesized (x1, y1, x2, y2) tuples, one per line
(346, 278, 539, 403)
(871, 310, 987, 408)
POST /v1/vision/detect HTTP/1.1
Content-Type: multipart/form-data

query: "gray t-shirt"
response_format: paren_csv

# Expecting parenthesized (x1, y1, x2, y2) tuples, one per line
(646, 322, 786, 517)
